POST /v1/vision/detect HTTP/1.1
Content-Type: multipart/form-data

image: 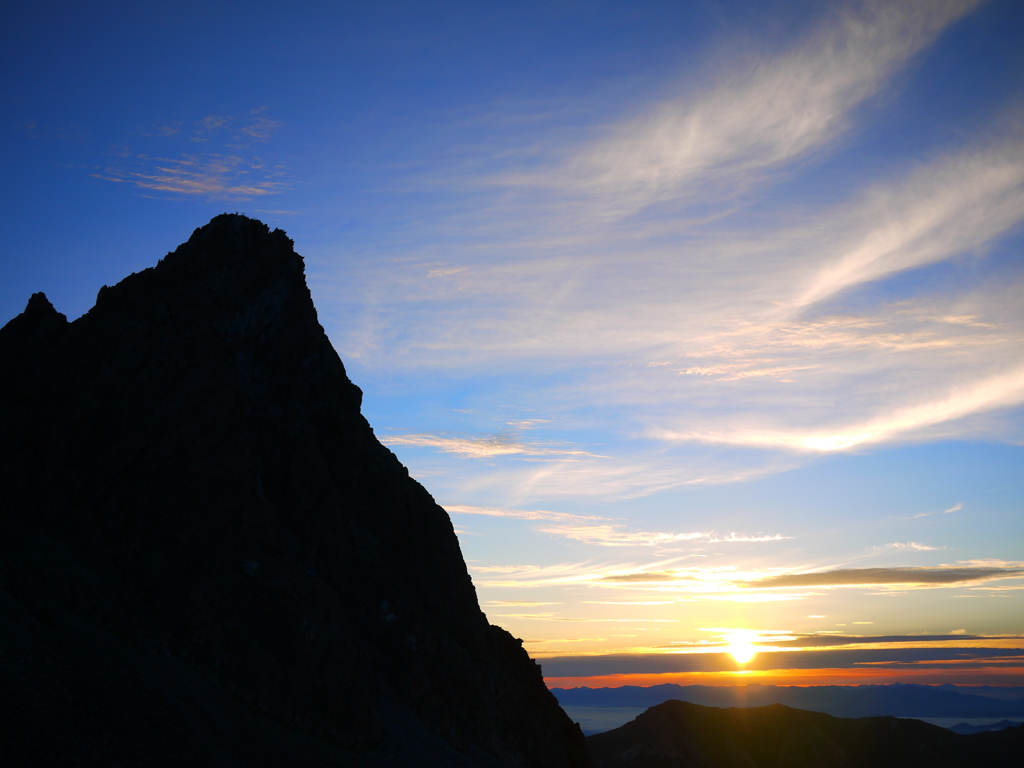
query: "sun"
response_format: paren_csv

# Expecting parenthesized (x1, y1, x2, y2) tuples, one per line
(725, 632, 757, 664)
(728, 640, 756, 664)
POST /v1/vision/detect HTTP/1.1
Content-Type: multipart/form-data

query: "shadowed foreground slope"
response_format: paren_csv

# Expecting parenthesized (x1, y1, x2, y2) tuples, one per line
(0, 214, 590, 768)
(586, 700, 1024, 768)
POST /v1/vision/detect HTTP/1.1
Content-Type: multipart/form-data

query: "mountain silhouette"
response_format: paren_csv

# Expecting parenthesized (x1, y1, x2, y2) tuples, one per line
(0, 214, 591, 767)
(586, 699, 1024, 768)
(949, 719, 1021, 735)
(553, 682, 1024, 721)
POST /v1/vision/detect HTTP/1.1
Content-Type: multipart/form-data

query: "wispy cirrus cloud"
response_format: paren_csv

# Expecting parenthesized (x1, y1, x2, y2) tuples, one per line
(598, 571, 680, 583)
(537, 525, 789, 547)
(469, 556, 739, 589)
(188, 112, 281, 145)
(868, 542, 944, 553)
(793, 142, 1024, 309)
(655, 363, 1024, 452)
(426, 265, 470, 278)
(906, 502, 963, 520)
(488, 613, 678, 623)
(327, 0, 1023, 523)
(359, 134, 1024, 483)
(385, 432, 531, 458)
(93, 110, 288, 200)
(384, 432, 603, 459)
(236, 116, 282, 143)
(714, 533, 791, 543)
(538, 526, 705, 547)
(447, 504, 788, 547)
(691, 593, 815, 603)
(514, 0, 979, 216)
(94, 153, 287, 199)
(673, 363, 817, 383)
(446, 504, 604, 522)
(474, 561, 753, 592)
(433, 453, 797, 504)
(137, 121, 182, 137)
(191, 114, 230, 141)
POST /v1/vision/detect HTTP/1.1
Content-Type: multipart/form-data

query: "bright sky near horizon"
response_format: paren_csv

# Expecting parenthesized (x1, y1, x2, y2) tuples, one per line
(3, 0, 1023, 688)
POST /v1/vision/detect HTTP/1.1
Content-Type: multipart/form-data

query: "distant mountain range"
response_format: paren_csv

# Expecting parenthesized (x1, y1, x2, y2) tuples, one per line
(950, 719, 1023, 735)
(586, 700, 1024, 768)
(553, 682, 1024, 720)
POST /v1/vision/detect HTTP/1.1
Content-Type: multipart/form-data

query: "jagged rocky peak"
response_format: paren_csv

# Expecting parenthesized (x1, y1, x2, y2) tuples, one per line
(24, 290, 63, 317)
(0, 291, 67, 365)
(0, 214, 591, 767)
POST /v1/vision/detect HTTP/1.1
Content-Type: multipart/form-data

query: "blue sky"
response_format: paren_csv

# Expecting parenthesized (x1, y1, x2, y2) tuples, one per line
(3, 0, 1023, 686)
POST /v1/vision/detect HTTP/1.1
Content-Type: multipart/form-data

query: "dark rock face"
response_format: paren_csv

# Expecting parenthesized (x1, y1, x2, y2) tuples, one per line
(586, 700, 1024, 768)
(0, 214, 590, 767)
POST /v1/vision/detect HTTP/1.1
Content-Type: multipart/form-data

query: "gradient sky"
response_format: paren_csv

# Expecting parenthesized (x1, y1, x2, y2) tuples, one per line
(4, 0, 1023, 688)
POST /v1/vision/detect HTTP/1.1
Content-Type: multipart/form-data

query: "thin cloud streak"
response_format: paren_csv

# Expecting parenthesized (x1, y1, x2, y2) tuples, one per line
(656, 363, 1024, 451)
(383, 432, 603, 459)
(446, 504, 605, 523)
(448, 504, 787, 548)
(445, 452, 800, 503)
(535, 525, 706, 546)
(873, 542, 943, 552)
(747, 565, 1024, 588)
(907, 502, 963, 520)
(535, 525, 789, 547)
(794, 143, 1024, 309)
(763, 633, 995, 648)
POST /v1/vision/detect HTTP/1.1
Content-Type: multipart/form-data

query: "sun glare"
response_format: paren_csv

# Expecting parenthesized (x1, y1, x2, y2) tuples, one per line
(725, 632, 757, 664)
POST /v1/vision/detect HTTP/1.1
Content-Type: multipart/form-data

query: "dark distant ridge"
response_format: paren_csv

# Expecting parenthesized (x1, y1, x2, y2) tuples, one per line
(0, 214, 591, 767)
(586, 700, 1024, 768)
(950, 719, 1022, 735)
(553, 682, 1024, 719)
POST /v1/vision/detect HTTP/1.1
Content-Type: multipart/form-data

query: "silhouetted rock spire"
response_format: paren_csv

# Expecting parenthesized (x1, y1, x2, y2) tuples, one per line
(0, 214, 590, 767)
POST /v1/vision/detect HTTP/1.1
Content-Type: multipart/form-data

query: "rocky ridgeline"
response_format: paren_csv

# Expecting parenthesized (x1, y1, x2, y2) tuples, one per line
(0, 214, 591, 767)
(586, 700, 1024, 768)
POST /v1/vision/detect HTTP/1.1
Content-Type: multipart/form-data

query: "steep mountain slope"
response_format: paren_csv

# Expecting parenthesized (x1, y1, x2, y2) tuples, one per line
(0, 214, 590, 768)
(586, 700, 1024, 768)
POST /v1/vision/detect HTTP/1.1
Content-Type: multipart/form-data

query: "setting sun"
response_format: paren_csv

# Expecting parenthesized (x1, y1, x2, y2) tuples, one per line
(726, 633, 758, 664)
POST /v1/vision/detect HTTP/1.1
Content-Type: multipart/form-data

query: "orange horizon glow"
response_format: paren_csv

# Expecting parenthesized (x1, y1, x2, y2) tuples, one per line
(545, 665, 1024, 689)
